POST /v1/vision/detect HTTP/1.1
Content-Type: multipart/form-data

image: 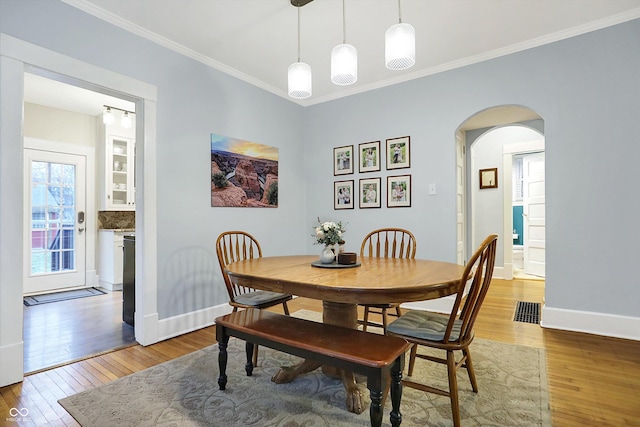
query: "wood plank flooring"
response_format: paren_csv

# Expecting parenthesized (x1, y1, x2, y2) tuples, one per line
(2, 278, 640, 426)
(23, 290, 136, 374)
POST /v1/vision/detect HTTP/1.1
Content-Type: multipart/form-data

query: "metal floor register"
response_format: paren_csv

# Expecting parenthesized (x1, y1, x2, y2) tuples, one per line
(513, 301, 541, 324)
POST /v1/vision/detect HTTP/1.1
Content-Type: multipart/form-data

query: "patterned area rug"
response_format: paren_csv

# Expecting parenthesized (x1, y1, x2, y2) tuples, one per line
(59, 311, 550, 426)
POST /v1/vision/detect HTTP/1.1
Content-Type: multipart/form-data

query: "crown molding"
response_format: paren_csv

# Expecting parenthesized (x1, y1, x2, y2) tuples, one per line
(62, 1, 640, 107)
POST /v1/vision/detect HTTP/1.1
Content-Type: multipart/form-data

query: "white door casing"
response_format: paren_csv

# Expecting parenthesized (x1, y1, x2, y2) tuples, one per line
(456, 131, 466, 265)
(523, 152, 546, 277)
(1, 33, 158, 387)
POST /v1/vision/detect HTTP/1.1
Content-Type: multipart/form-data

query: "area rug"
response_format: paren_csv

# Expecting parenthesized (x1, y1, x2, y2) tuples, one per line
(24, 287, 106, 306)
(59, 311, 550, 426)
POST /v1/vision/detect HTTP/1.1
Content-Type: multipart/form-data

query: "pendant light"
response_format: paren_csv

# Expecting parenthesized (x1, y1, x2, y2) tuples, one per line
(331, 0, 357, 85)
(288, 5, 312, 99)
(121, 111, 132, 129)
(385, 0, 415, 70)
(103, 106, 115, 125)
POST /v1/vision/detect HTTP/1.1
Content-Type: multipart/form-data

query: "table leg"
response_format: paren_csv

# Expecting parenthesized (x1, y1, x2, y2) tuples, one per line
(323, 301, 365, 414)
(271, 359, 322, 383)
(270, 301, 366, 414)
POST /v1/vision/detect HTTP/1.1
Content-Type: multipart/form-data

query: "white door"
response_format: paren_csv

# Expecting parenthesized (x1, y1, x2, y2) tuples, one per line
(24, 149, 87, 294)
(523, 152, 545, 277)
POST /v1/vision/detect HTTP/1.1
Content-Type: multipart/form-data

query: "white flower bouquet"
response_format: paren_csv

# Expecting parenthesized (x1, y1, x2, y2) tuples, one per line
(313, 219, 346, 246)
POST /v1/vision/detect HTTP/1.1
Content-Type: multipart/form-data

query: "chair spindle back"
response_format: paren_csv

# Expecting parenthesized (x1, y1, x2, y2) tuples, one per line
(216, 231, 263, 301)
(360, 228, 417, 259)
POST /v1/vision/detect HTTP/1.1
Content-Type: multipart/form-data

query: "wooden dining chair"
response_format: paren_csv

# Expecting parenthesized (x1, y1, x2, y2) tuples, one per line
(358, 228, 417, 333)
(215, 231, 292, 366)
(385, 234, 498, 427)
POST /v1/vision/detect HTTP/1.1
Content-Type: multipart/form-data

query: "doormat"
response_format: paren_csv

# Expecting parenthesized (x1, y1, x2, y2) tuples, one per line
(24, 287, 107, 306)
(514, 301, 541, 324)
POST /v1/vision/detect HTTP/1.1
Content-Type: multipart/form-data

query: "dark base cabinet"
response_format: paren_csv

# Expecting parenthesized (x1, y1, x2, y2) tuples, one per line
(122, 235, 135, 326)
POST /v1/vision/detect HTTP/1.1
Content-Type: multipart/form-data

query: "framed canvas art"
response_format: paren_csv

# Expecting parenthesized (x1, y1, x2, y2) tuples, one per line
(211, 133, 279, 207)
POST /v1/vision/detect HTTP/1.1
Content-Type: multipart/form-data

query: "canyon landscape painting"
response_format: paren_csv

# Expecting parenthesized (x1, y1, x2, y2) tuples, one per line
(211, 133, 279, 207)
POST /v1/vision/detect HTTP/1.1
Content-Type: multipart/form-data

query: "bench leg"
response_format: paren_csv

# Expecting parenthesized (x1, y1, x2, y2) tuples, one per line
(217, 334, 229, 390)
(390, 355, 405, 427)
(245, 341, 255, 376)
(369, 387, 384, 427)
(367, 370, 386, 427)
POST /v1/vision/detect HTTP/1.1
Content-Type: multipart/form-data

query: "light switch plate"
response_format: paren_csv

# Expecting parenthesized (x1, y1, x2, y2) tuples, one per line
(429, 183, 437, 195)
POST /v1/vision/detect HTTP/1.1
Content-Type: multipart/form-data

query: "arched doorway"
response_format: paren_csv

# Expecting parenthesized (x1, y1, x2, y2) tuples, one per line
(457, 106, 544, 280)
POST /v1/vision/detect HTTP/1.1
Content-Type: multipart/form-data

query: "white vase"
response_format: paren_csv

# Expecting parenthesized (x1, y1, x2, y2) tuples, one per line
(320, 246, 335, 264)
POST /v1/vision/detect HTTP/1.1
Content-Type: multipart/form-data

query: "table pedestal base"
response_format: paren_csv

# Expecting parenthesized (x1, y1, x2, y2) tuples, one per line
(271, 301, 366, 414)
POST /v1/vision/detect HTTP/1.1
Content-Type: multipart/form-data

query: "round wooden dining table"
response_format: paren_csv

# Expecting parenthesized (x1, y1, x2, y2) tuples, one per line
(224, 255, 466, 414)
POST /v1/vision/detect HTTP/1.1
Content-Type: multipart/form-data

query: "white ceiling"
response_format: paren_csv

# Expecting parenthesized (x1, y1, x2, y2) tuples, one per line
(23, 73, 135, 116)
(25, 0, 640, 119)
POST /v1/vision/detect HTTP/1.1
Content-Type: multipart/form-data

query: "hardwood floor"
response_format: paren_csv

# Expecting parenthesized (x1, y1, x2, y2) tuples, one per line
(2, 278, 639, 426)
(23, 290, 136, 374)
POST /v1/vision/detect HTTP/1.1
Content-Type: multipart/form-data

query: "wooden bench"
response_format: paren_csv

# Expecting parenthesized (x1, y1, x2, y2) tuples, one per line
(216, 309, 411, 427)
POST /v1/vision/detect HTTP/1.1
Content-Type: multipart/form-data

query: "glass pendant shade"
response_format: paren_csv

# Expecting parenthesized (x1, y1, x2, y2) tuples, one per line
(385, 22, 416, 70)
(331, 43, 357, 85)
(121, 111, 132, 128)
(103, 107, 115, 125)
(288, 62, 312, 99)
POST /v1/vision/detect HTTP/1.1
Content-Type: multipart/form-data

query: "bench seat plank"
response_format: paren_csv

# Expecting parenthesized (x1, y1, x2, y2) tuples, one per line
(216, 309, 410, 427)
(217, 309, 410, 369)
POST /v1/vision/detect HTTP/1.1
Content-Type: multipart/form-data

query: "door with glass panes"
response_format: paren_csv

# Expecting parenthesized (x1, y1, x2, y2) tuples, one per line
(24, 149, 86, 294)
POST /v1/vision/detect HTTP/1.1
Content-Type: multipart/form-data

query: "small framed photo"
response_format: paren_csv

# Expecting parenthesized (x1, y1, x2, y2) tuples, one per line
(386, 136, 411, 170)
(358, 141, 381, 173)
(387, 175, 411, 208)
(334, 180, 354, 209)
(359, 177, 381, 209)
(334, 145, 354, 175)
(479, 167, 498, 189)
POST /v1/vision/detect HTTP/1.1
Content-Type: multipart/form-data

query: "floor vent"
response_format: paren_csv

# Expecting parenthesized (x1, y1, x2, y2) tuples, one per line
(513, 301, 541, 324)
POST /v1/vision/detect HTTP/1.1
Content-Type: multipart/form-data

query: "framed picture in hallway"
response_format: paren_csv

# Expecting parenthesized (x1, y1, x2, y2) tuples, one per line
(479, 167, 498, 189)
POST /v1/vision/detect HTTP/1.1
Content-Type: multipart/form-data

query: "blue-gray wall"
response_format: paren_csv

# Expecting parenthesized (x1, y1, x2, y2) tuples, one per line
(2, 0, 639, 322)
(0, 0, 307, 319)
(304, 19, 640, 318)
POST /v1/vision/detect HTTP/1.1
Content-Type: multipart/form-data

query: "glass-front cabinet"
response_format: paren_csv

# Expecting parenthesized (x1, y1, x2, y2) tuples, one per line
(99, 117, 136, 211)
(107, 135, 135, 209)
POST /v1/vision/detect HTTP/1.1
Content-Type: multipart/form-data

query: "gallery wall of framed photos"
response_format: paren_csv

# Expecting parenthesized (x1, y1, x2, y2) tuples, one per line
(333, 136, 412, 210)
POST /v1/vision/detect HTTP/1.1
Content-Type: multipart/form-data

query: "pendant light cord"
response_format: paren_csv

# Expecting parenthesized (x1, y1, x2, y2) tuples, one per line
(398, 0, 403, 23)
(297, 7, 301, 62)
(342, 0, 346, 44)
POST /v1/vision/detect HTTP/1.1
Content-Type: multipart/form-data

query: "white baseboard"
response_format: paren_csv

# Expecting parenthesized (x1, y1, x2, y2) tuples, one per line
(157, 304, 233, 343)
(542, 306, 640, 341)
(496, 264, 510, 280)
(99, 280, 122, 291)
(135, 311, 159, 346)
(0, 341, 24, 387)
